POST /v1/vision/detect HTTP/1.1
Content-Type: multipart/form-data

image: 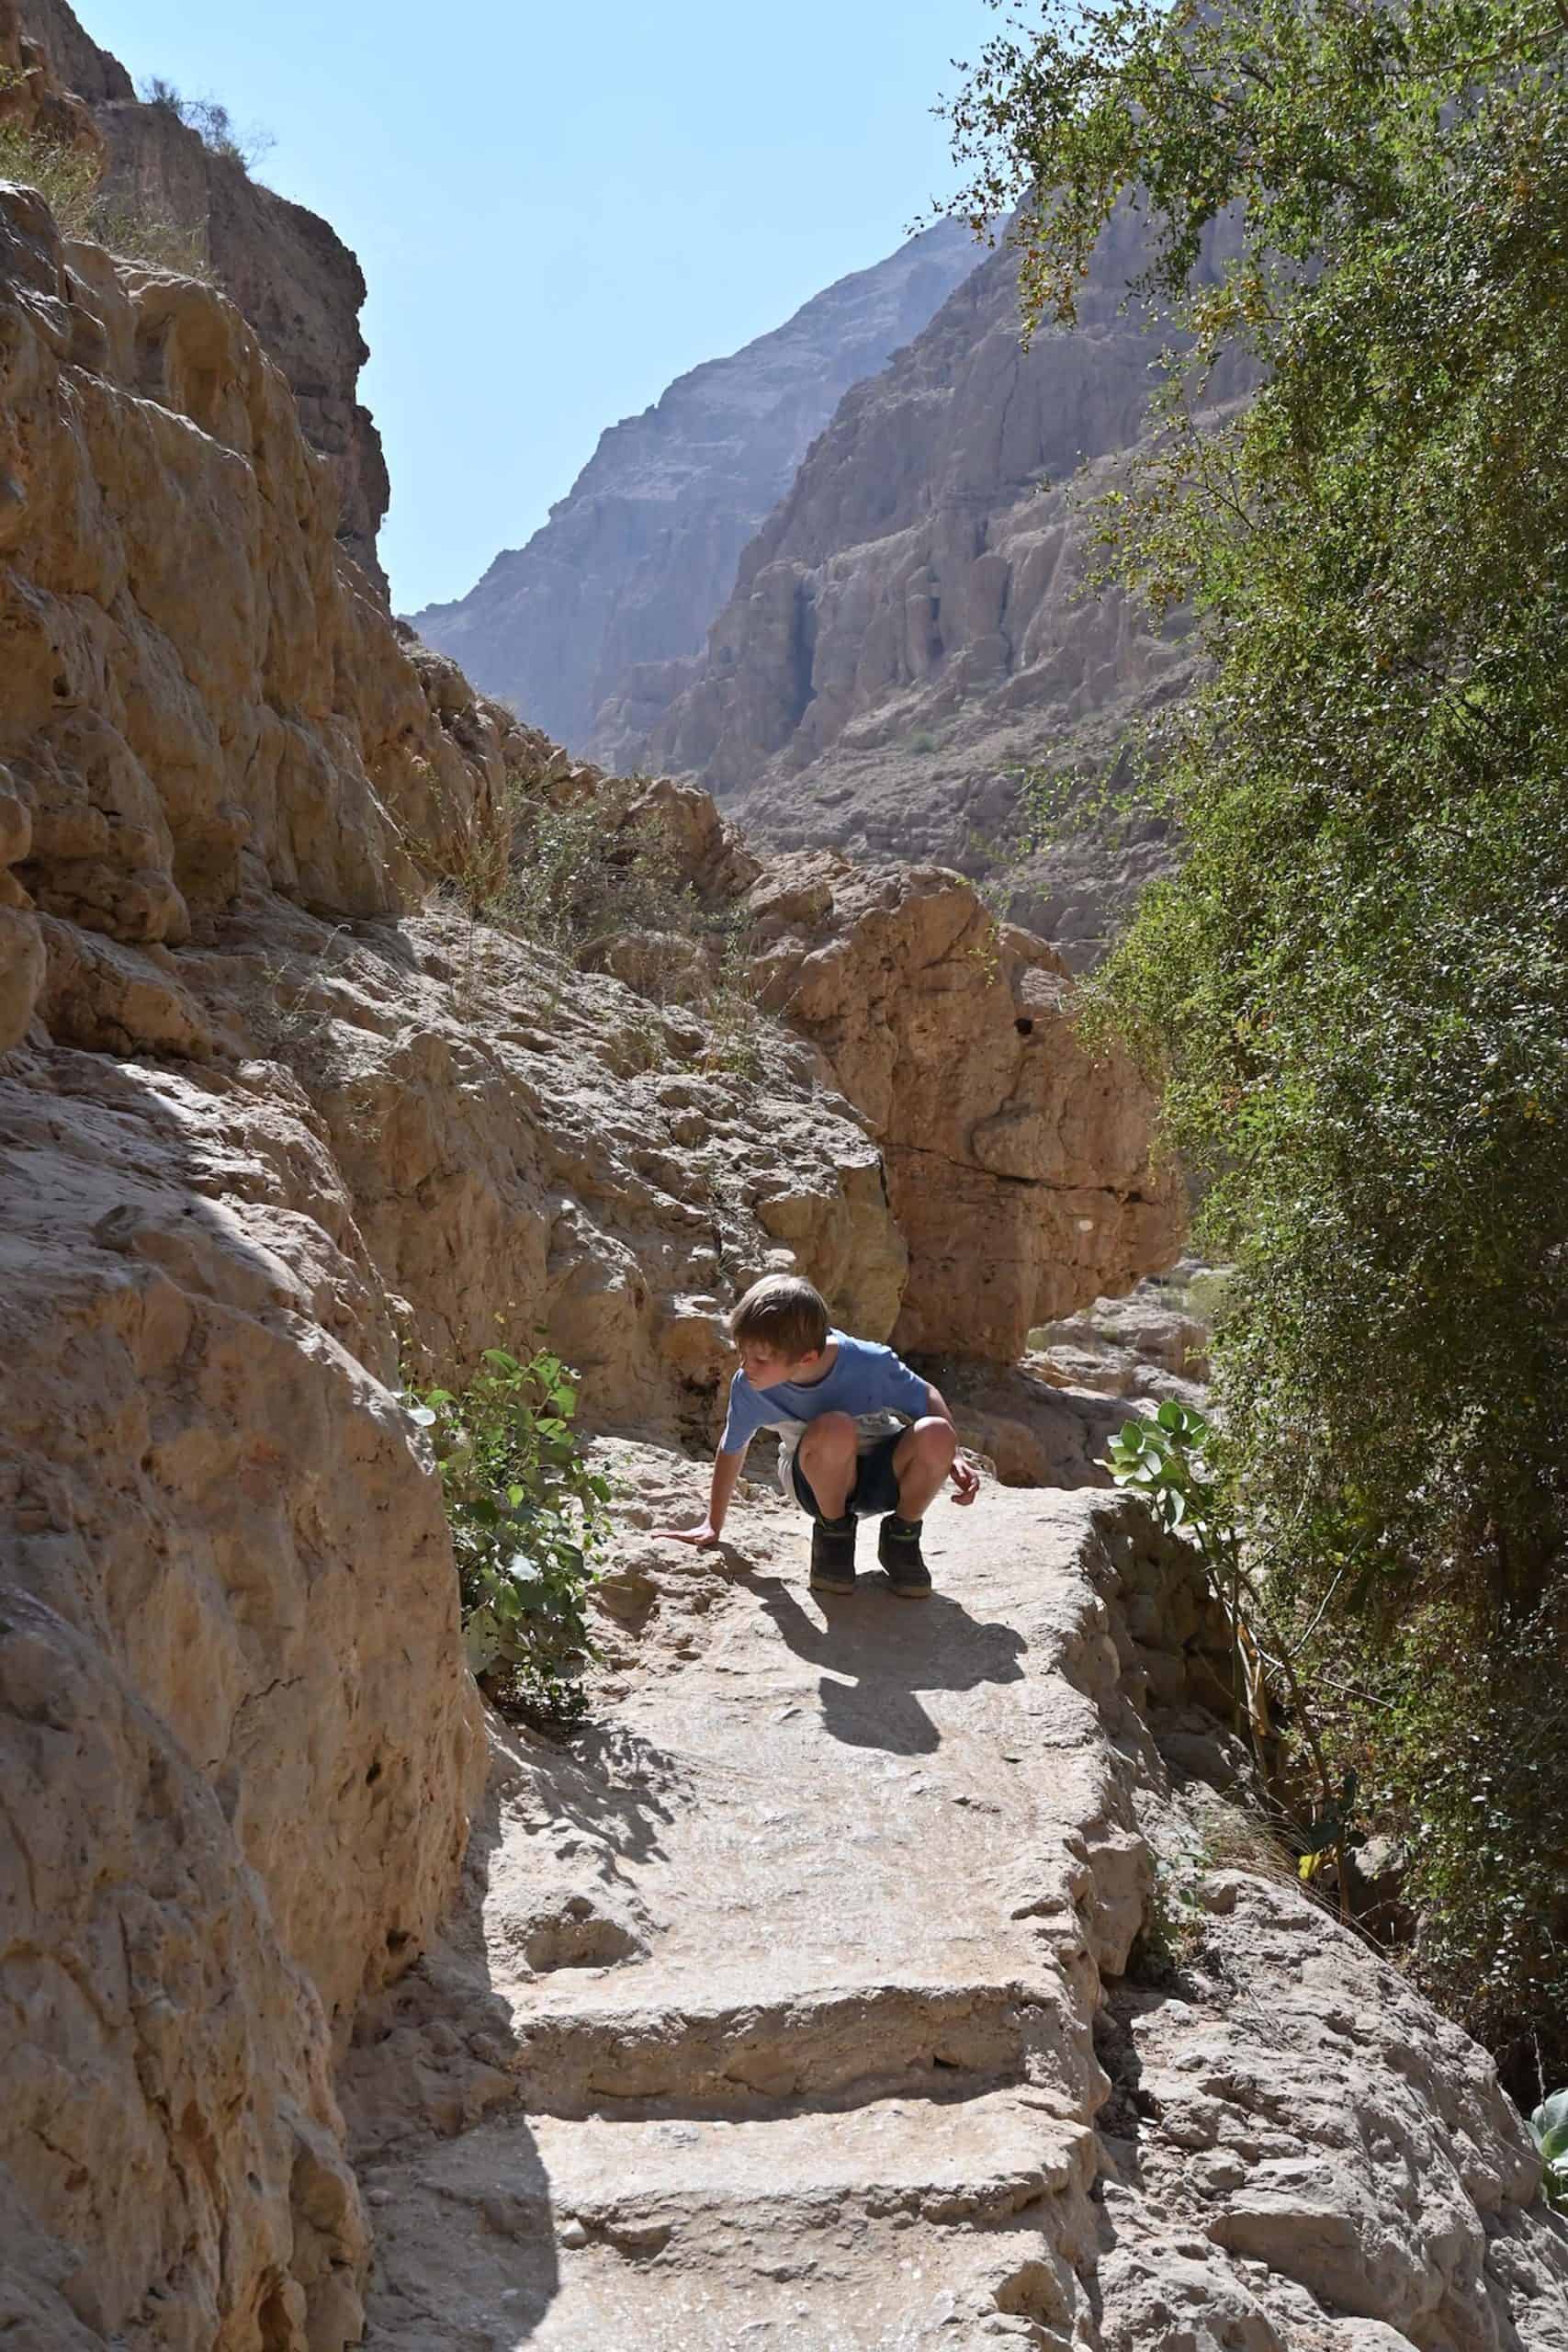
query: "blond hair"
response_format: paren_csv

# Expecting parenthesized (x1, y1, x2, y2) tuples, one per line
(728, 1273, 829, 1359)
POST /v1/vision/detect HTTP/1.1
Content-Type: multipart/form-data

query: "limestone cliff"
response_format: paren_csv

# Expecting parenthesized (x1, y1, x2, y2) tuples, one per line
(634, 215, 1245, 965)
(408, 220, 980, 757)
(10, 0, 390, 590)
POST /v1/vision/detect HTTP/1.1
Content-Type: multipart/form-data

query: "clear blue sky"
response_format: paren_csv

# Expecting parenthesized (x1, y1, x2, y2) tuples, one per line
(80, 0, 998, 612)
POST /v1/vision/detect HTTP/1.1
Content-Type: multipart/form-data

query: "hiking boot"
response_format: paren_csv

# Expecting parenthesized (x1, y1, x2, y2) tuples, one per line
(809, 1515, 857, 1595)
(878, 1515, 931, 1599)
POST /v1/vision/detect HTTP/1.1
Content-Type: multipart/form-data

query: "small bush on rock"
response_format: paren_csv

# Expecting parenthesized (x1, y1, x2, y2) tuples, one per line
(1528, 2091, 1568, 2211)
(141, 75, 275, 171)
(0, 72, 210, 272)
(412, 1349, 611, 1724)
(0, 101, 96, 233)
(506, 786, 696, 957)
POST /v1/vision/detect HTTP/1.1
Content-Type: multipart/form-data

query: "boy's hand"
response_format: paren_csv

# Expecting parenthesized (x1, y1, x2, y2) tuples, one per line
(949, 1457, 981, 1507)
(654, 1519, 722, 1548)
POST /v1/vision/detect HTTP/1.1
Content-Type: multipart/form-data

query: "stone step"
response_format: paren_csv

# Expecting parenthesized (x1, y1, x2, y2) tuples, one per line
(500, 1970, 1085, 2118)
(366, 2087, 1093, 2350)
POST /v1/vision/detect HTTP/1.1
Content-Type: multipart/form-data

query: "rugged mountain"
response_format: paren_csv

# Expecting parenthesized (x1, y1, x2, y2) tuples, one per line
(408, 220, 980, 755)
(10, 0, 390, 589)
(633, 211, 1245, 965)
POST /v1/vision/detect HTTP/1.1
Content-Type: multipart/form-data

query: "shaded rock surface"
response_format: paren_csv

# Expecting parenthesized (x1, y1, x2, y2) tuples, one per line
(742, 846, 1182, 1357)
(344, 1470, 1568, 2347)
(409, 220, 979, 754)
(1030, 1255, 1218, 1409)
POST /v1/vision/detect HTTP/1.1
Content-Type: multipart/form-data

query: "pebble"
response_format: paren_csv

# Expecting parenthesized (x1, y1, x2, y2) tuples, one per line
(558, 2218, 590, 2249)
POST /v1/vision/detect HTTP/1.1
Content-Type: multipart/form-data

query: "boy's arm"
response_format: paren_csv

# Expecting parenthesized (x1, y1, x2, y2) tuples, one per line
(922, 1378, 982, 1506)
(656, 1447, 746, 1548)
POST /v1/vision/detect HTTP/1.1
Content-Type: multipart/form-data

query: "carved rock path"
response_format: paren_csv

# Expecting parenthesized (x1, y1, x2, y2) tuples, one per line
(344, 1465, 1568, 2352)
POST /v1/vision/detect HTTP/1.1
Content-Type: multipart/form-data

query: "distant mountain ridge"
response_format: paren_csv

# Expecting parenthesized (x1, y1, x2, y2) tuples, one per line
(408, 220, 980, 754)
(635, 207, 1249, 965)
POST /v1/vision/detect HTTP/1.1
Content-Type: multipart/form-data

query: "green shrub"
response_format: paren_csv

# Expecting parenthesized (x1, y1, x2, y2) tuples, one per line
(504, 786, 697, 957)
(696, 919, 766, 1079)
(1528, 2091, 1568, 2211)
(1103, 1404, 1363, 1908)
(411, 1348, 611, 1724)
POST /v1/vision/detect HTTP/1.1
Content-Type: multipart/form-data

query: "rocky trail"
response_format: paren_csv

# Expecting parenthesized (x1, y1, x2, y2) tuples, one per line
(340, 1464, 1568, 2352)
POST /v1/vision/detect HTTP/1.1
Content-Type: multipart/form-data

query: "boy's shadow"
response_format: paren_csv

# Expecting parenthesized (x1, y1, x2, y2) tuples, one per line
(728, 1564, 1026, 1757)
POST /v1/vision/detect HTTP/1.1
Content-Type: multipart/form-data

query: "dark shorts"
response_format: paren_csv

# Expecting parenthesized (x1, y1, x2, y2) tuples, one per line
(791, 1431, 904, 1523)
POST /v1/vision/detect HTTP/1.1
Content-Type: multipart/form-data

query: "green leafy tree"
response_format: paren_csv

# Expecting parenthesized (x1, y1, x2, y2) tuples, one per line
(945, 0, 1568, 2085)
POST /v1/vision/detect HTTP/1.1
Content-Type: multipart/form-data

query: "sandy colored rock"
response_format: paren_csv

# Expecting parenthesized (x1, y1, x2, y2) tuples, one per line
(14, 0, 392, 587)
(0, 1589, 367, 2351)
(178, 888, 908, 1432)
(746, 854, 1182, 1355)
(6, 30, 1561, 2352)
(0, 187, 514, 938)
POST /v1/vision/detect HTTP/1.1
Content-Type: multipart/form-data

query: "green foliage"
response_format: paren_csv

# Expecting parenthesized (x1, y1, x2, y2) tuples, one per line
(1103, 1398, 1223, 1546)
(412, 1348, 611, 1724)
(503, 785, 697, 958)
(1132, 1841, 1209, 1980)
(697, 921, 767, 1079)
(1528, 2090, 1568, 2211)
(945, 0, 1568, 2078)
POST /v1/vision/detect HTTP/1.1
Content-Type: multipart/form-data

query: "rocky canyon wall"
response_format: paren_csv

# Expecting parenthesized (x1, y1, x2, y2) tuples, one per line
(409, 220, 980, 756)
(0, 121, 1177, 2342)
(6, 18, 1560, 2352)
(9, 0, 390, 590)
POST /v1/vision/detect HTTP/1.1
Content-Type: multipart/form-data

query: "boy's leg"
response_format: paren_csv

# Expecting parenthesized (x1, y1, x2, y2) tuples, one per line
(878, 1419, 958, 1599)
(889, 1418, 957, 1522)
(795, 1413, 859, 1521)
(795, 1414, 860, 1594)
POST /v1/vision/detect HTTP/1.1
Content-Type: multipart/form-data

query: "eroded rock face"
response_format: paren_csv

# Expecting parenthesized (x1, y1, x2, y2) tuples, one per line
(633, 216, 1248, 966)
(0, 1590, 370, 2352)
(0, 182, 503, 957)
(0, 174, 914, 2346)
(410, 221, 980, 754)
(745, 851, 1183, 1356)
(12, 0, 391, 588)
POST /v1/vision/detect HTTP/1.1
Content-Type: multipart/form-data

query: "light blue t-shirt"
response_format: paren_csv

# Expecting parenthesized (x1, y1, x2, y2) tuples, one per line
(721, 1331, 931, 1495)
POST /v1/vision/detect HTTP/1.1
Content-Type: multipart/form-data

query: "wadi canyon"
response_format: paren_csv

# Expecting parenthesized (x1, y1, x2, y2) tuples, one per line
(1, 6, 1565, 2348)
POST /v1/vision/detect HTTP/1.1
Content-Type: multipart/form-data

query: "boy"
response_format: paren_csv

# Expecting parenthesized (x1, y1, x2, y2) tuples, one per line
(657, 1273, 979, 1596)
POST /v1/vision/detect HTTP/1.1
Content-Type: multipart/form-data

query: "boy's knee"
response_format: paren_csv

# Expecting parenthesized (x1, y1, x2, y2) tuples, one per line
(913, 1417, 956, 1465)
(799, 1412, 857, 1461)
